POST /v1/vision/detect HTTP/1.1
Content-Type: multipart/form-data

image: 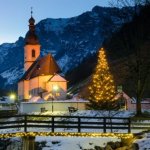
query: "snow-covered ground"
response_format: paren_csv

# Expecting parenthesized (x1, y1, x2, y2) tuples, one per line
(0, 110, 150, 149)
(36, 136, 120, 150)
(2, 133, 150, 150)
(135, 133, 150, 150)
(36, 110, 135, 117)
(35, 133, 150, 150)
(1, 133, 150, 150)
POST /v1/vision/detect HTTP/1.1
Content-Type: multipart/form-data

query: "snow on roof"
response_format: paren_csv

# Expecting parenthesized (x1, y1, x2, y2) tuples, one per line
(29, 96, 45, 103)
(114, 92, 131, 100)
(22, 100, 89, 104)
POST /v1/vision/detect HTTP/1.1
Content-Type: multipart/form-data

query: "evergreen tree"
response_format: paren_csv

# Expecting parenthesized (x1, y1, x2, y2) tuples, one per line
(88, 48, 118, 110)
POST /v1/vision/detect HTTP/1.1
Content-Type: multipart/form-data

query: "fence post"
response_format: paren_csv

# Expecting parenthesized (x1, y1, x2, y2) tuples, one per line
(110, 118, 112, 133)
(78, 117, 81, 132)
(22, 136, 35, 150)
(128, 118, 131, 133)
(52, 116, 54, 132)
(103, 118, 106, 133)
(24, 115, 27, 132)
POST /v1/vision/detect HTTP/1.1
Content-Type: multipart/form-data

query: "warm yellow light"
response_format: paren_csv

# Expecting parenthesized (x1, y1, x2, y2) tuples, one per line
(10, 94, 16, 100)
(53, 85, 59, 91)
(88, 47, 116, 103)
(29, 94, 32, 99)
(0, 132, 134, 139)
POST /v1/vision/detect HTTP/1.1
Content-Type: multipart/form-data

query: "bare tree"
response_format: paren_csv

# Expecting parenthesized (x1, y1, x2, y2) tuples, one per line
(108, 1, 150, 115)
(109, 0, 150, 8)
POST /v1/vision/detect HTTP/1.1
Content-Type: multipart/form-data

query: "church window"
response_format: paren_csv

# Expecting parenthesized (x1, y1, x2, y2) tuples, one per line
(56, 93, 60, 97)
(32, 49, 36, 57)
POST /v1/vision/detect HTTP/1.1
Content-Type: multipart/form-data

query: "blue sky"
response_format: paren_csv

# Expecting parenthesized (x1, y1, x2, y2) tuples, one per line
(0, 0, 109, 44)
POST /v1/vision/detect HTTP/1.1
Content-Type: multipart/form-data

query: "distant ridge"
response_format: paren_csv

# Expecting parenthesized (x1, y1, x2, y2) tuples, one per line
(0, 6, 133, 90)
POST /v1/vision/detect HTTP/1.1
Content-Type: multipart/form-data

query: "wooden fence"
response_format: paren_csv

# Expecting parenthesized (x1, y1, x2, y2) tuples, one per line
(0, 110, 17, 116)
(0, 115, 131, 133)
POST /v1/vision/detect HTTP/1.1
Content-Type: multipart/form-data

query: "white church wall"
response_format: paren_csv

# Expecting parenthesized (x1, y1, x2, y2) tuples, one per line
(47, 74, 67, 92)
(38, 75, 52, 90)
(18, 81, 24, 100)
(20, 101, 89, 113)
(24, 45, 40, 61)
(24, 80, 29, 100)
(46, 76, 67, 100)
(24, 45, 41, 71)
(29, 75, 52, 95)
(29, 76, 46, 96)
(29, 77, 38, 95)
(46, 81, 67, 92)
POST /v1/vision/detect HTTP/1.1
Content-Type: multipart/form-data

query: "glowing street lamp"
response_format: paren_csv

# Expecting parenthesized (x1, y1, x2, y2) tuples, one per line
(53, 85, 59, 92)
(51, 84, 59, 113)
(10, 94, 16, 101)
(9, 94, 16, 111)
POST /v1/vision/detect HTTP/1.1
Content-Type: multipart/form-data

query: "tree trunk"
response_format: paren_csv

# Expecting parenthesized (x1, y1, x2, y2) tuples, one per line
(136, 97, 142, 115)
(136, 79, 142, 116)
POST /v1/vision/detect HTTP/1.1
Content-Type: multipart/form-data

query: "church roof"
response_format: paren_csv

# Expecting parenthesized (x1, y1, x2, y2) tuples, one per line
(19, 54, 61, 81)
(114, 92, 131, 100)
(25, 31, 39, 45)
(25, 15, 39, 45)
(48, 74, 67, 82)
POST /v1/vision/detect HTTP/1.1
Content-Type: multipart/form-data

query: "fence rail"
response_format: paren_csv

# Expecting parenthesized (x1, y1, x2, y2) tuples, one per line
(0, 110, 17, 116)
(131, 122, 150, 130)
(0, 115, 131, 133)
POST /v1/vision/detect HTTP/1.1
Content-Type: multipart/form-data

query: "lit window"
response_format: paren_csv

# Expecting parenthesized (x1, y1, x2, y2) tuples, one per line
(56, 93, 60, 97)
(32, 49, 35, 57)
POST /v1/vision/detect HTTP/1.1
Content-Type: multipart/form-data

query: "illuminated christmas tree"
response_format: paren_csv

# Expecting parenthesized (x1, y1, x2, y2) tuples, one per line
(88, 47, 117, 110)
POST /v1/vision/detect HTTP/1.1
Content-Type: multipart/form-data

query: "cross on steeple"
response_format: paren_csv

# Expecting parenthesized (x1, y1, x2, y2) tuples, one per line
(31, 7, 33, 17)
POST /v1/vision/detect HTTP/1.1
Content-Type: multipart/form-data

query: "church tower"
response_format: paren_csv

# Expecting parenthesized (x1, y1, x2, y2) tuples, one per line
(24, 10, 40, 71)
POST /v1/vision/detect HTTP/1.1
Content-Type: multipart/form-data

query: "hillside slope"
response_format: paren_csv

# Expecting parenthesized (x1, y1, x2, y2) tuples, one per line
(0, 6, 132, 89)
(67, 5, 150, 97)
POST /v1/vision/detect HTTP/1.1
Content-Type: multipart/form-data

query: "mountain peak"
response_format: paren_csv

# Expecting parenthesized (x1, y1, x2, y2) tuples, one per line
(92, 5, 108, 12)
(0, 6, 133, 89)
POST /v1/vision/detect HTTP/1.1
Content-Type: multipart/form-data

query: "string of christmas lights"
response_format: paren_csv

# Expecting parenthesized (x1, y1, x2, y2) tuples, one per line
(0, 132, 133, 139)
(88, 47, 117, 108)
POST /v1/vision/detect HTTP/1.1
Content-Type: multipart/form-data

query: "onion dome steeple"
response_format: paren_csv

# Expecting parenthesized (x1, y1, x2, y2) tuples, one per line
(25, 8, 39, 45)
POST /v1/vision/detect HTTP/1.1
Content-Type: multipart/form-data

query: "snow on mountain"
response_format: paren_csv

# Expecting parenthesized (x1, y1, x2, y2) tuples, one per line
(0, 6, 133, 89)
(41, 18, 69, 34)
(57, 54, 70, 72)
(0, 43, 15, 64)
(0, 67, 24, 85)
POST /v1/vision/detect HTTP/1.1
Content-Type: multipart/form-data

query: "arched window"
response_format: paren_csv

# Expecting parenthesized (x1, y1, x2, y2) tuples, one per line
(32, 49, 35, 57)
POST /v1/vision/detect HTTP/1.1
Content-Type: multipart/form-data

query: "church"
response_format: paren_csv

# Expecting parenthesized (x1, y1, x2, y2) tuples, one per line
(18, 13, 67, 102)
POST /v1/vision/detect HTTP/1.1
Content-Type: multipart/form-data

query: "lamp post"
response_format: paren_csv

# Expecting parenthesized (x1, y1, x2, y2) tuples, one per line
(51, 85, 59, 113)
(9, 93, 16, 110)
(52, 96, 54, 113)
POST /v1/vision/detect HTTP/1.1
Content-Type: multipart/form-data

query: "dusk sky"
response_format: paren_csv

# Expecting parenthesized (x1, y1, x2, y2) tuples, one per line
(0, 0, 110, 44)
